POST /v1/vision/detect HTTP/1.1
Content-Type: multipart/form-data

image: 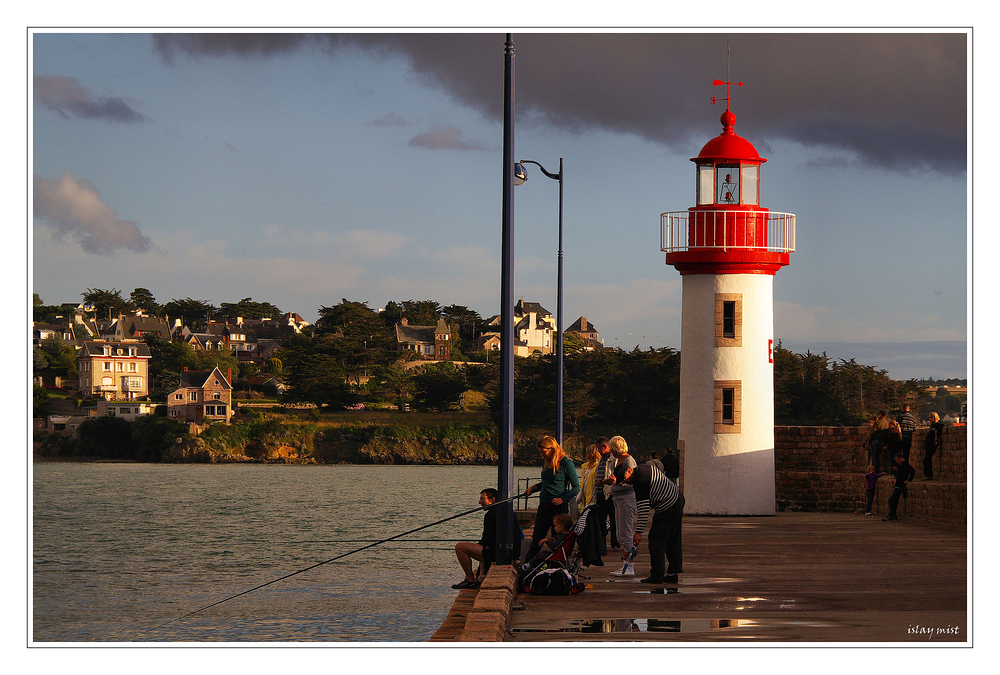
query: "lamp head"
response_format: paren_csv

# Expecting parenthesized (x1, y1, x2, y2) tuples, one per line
(514, 162, 527, 186)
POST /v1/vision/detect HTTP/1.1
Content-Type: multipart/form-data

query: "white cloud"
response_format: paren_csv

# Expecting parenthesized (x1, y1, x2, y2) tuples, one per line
(33, 172, 154, 255)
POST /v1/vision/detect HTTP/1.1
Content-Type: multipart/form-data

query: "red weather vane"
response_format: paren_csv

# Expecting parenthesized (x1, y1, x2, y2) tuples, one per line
(711, 79, 743, 109)
(710, 41, 741, 109)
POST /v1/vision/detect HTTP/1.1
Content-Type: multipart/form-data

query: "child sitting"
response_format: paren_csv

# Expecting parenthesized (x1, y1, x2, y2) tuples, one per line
(520, 513, 574, 572)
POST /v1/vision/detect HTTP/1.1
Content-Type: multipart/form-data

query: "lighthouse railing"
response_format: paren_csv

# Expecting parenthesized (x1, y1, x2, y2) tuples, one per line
(660, 210, 796, 253)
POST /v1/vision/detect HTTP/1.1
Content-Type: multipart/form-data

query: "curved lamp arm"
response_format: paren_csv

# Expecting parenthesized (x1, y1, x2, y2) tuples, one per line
(517, 159, 561, 181)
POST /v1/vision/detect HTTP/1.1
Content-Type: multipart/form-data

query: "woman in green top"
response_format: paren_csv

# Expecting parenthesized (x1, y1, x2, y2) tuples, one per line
(523, 435, 580, 561)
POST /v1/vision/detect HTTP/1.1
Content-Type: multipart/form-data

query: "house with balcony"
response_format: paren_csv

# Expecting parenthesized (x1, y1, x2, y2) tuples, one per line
(166, 366, 234, 424)
(77, 341, 151, 401)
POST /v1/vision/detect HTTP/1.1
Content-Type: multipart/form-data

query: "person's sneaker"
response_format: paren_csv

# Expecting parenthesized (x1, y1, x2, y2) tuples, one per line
(882, 516, 898, 522)
(664, 573, 679, 584)
(451, 578, 478, 589)
(640, 576, 664, 584)
(865, 512, 872, 516)
(623, 563, 635, 576)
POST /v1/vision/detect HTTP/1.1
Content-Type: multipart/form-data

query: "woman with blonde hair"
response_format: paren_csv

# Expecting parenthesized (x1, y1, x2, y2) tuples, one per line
(523, 435, 580, 561)
(607, 435, 638, 576)
(578, 444, 602, 511)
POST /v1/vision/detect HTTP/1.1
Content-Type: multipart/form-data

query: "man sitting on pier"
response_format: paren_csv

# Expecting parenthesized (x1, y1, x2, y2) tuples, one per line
(452, 488, 522, 589)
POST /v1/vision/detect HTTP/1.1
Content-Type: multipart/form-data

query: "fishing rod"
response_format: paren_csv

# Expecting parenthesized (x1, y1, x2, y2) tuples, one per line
(127, 491, 533, 640)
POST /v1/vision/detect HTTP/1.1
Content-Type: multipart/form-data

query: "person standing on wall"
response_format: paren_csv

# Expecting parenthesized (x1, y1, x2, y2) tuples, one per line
(896, 404, 917, 462)
(922, 412, 944, 481)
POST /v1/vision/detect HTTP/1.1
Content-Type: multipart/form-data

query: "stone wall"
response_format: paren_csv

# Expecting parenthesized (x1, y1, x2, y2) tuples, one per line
(773, 425, 967, 527)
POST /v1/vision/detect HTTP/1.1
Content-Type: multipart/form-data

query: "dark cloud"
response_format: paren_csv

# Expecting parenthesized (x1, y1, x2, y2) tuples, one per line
(408, 125, 487, 150)
(152, 32, 967, 174)
(33, 172, 154, 255)
(33, 75, 146, 123)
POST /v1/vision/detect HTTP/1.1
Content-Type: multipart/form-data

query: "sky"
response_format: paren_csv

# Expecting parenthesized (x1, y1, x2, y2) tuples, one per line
(29, 29, 970, 380)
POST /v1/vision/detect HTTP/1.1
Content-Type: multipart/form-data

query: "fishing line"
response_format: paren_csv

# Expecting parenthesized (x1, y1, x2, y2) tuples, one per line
(127, 491, 532, 640)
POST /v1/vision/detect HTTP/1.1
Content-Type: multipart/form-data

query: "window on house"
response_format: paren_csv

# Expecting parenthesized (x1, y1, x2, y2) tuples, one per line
(129, 363, 137, 372)
(175, 393, 183, 400)
(714, 380, 742, 434)
(214, 392, 221, 400)
(103, 362, 111, 371)
(715, 293, 742, 347)
(216, 405, 226, 417)
(205, 405, 216, 416)
(190, 392, 198, 401)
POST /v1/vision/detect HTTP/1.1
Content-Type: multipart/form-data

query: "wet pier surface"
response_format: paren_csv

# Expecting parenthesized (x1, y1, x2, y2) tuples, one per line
(507, 512, 967, 643)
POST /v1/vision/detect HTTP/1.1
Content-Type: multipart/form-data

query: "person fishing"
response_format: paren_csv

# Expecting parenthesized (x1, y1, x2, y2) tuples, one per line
(451, 488, 523, 589)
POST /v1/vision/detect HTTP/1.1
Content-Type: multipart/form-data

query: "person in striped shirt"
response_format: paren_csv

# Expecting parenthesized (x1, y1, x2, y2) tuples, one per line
(612, 462, 685, 584)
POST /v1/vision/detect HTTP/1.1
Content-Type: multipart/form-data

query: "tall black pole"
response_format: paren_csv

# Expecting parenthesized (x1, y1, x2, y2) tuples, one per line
(497, 33, 516, 565)
(555, 157, 564, 446)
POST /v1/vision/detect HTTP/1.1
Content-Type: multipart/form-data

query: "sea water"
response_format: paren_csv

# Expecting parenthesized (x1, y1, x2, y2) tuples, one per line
(32, 463, 540, 642)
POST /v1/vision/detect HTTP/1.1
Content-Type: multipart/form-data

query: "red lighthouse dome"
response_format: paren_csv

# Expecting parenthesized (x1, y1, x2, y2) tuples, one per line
(693, 109, 766, 165)
(660, 107, 795, 275)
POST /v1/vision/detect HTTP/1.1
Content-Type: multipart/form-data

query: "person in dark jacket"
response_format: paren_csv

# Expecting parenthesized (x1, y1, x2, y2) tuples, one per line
(922, 412, 944, 480)
(452, 488, 522, 589)
(896, 404, 917, 461)
(883, 453, 915, 522)
(661, 448, 680, 484)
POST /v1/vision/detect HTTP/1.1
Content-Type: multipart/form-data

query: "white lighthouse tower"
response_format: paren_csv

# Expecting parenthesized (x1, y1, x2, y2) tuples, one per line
(660, 94, 795, 515)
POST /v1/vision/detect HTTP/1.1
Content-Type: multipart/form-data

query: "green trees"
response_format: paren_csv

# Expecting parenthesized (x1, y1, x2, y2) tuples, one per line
(772, 342, 925, 425)
(128, 287, 162, 315)
(218, 297, 282, 321)
(161, 297, 217, 323)
(412, 362, 468, 412)
(82, 288, 128, 319)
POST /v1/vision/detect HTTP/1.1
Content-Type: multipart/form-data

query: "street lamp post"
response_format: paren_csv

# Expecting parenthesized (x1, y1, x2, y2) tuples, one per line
(497, 33, 516, 565)
(514, 157, 564, 445)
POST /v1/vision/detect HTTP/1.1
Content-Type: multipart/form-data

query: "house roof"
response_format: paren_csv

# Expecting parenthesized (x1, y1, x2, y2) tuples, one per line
(515, 299, 551, 317)
(78, 341, 152, 357)
(395, 319, 450, 345)
(566, 316, 599, 334)
(179, 366, 232, 389)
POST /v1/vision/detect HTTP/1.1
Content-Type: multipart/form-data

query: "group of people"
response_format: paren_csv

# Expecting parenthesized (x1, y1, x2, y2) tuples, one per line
(451, 434, 685, 589)
(863, 404, 946, 522)
(866, 405, 943, 481)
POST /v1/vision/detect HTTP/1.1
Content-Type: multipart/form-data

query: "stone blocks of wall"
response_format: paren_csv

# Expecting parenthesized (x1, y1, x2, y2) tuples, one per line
(774, 425, 967, 527)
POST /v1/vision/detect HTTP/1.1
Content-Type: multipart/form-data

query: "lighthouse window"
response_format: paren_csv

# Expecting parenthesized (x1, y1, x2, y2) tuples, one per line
(742, 165, 759, 205)
(717, 165, 740, 204)
(722, 302, 736, 338)
(697, 165, 715, 205)
(714, 380, 742, 434)
(715, 293, 743, 347)
(722, 389, 735, 422)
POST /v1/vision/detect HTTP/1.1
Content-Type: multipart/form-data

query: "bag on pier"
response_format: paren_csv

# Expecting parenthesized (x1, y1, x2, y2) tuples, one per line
(528, 567, 574, 596)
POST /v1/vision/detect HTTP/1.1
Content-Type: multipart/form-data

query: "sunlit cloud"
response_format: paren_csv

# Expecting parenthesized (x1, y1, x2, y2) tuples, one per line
(33, 172, 154, 255)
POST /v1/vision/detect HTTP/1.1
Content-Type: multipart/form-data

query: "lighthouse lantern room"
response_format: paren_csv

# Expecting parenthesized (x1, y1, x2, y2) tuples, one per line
(660, 96, 796, 515)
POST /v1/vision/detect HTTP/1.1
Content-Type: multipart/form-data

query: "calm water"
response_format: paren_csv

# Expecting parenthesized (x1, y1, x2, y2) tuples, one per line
(32, 463, 539, 643)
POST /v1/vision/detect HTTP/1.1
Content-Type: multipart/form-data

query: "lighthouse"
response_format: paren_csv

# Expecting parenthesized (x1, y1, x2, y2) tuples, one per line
(660, 96, 795, 515)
